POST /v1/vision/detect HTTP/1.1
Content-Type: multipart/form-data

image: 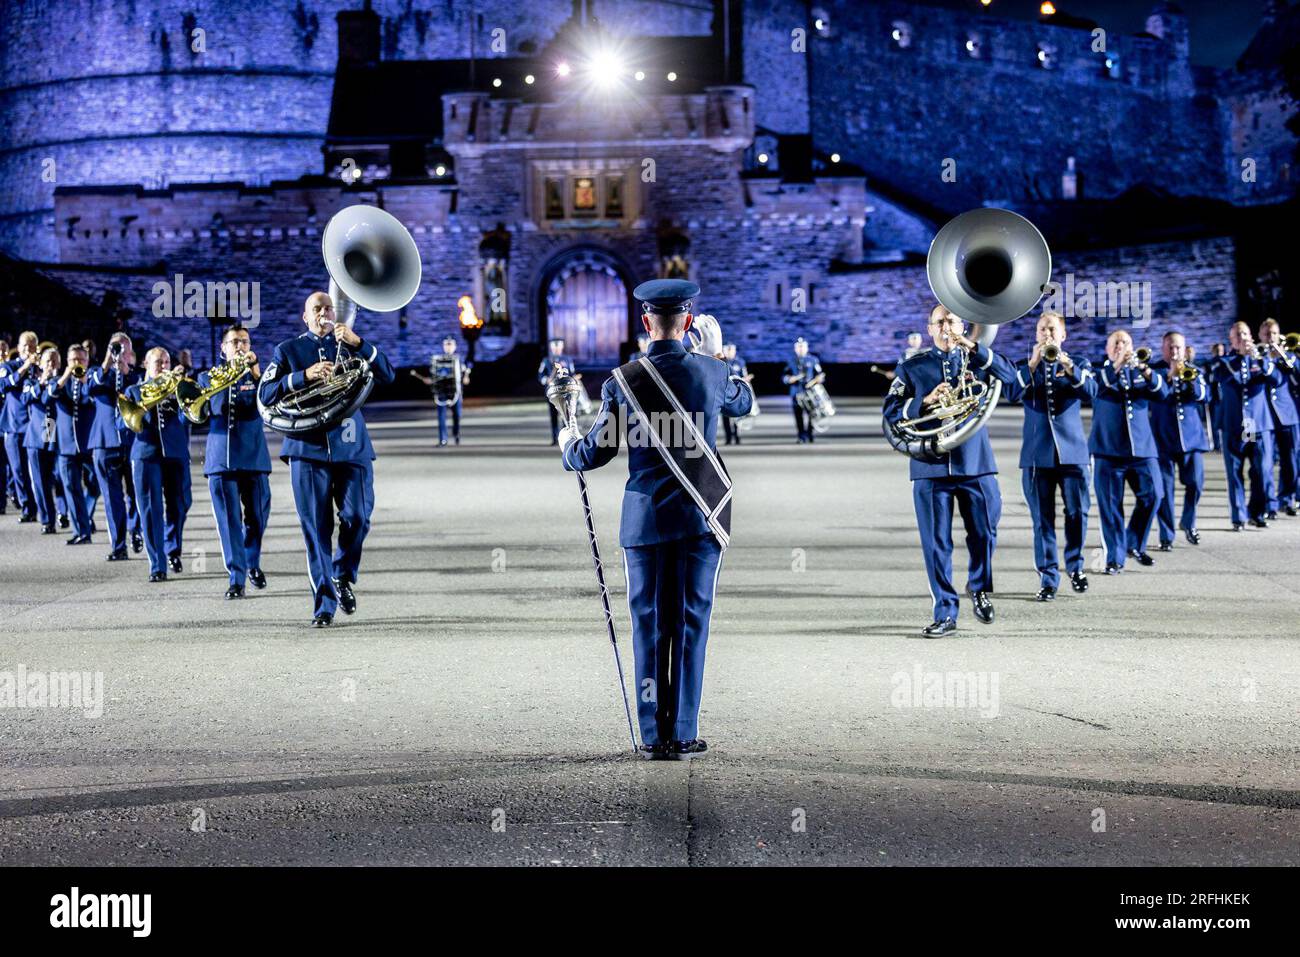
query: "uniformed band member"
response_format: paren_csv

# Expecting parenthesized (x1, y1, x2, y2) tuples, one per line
(124, 348, 193, 581)
(1258, 318, 1298, 517)
(629, 333, 652, 363)
(1206, 341, 1227, 451)
(1211, 321, 1278, 529)
(538, 337, 577, 444)
(258, 291, 395, 626)
(560, 279, 753, 759)
(410, 337, 471, 446)
(1089, 331, 1165, 573)
(0, 331, 40, 522)
(882, 304, 1016, 636)
(720, 342, 751, 445)
(86, 333, 137, 560)
(50, 345, 97, 545)
(782, 337, 824, 443)
(22, 347, 64, 533)
(116, 345, 145, 553)
(201, 326, 271, 599)
(1148, 331, 1209, 548)
(1005, 311, 1095, 601)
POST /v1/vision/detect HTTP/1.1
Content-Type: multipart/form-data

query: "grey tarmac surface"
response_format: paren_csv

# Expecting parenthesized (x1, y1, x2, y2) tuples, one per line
(1, 397, 1297, 866)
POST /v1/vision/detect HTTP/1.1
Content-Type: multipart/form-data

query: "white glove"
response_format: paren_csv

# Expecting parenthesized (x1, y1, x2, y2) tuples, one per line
(690, 313, 723, 357)
(558, 423, 582, 452)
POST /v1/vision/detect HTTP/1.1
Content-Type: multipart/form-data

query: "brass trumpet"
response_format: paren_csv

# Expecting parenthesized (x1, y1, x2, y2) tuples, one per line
(1285, 332, 1300, 352)
(1043, 343, 1061, 362)
(116, 368, 198, 433)
(181, 352, 255, 425)
(1177, 364, 1200, 382)
(69, 363, 86, 379)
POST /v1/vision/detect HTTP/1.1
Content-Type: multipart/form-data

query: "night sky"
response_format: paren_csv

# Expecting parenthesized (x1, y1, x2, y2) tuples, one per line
(927, 0, 1277, 68)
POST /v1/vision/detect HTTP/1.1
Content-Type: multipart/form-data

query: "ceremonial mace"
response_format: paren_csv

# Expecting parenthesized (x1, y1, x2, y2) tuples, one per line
(547, 372, 639, 753)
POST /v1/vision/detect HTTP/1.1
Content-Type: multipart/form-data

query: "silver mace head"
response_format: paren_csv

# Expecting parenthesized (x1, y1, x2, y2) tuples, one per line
(546, 371, 582, 425)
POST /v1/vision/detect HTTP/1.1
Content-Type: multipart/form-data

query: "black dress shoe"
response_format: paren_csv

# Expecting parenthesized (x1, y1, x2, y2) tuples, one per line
(40, 523, 56, 534)
(1104, 562, 1123, 575)
(312, 612, 333, 628)
(66, 534, 91, 545)
(57, 514, 70, 529)
(1157, 541, 1173, 552)
(105, 548, 129, 562)
(1232, 522, 1245, 531)
(638, 743, 675, 761)
(248, 568, 267, 590)
(225, 583, 245, 600)
(1183, 527, 1200, 545)
(148, 571, 168, 583)
(1069, 571, 1089, 593)
(970, 590, 994, 624)
(131, 532, 144, 553)
(1127, 549, 1154, 566)
(334, 579, 357, 615)
(18, 512, 36, 524)
(1285, 505, 1298, 517)
(1035, 586, 1057, 602)
(1248, 517, 1269, 528)
(168, 555, 183, 573)
(672, 739, 708, 757)
(1266, 510, 1278, 521)
(922, 617, 956, 638)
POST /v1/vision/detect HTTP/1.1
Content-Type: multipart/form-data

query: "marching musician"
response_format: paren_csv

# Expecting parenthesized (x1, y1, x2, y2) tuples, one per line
(1005, 311, 1095, 601)
(629, 333, 652, 362)
(200, 326, 271, 599)
(48, 344, 98, 545)
(1148, 331, 1210, 548)
(123, 348, 193, 580)
(721, 342, 751, 446)
(538, 337, 577, 444)
(559, 279, 753, 759)
(410, 336, 471, 446)
(882, 305, 1016, 637)
(117, 346, 144, 553)
(1089, 331, 1166, 573)
(0, 337, 9, 514)
(86, 333, 137, 561)
(0, 331, 40, 522)
(258, 291, 395, 627)
(1206, 342, 1227, 452)
(21, 347, 64, 533)
(782, 337, 824, 444)
(1258, 319, 1299, 517)
(1211, 321, 1279, 530)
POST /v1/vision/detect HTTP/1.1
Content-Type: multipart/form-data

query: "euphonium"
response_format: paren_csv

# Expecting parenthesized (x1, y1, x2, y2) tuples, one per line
(116, 368, 194, 433)
(181, 352, 255, 425)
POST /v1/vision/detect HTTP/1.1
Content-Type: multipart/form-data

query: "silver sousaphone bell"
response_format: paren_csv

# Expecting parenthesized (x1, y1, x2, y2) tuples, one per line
(259, 204, 422, 434)
(885, 207, 1051, 461)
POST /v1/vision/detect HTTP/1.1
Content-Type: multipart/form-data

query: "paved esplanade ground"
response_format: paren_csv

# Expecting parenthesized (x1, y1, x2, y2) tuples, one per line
(2, 399, 1297, 866)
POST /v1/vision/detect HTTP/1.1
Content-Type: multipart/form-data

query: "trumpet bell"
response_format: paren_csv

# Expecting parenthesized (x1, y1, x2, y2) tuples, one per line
(926, 208, 1052, 327)
(322, 205, 422, 319)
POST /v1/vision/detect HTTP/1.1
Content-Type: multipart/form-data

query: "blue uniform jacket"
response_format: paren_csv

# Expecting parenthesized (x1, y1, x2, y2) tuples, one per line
(257, 331, 395, 463)
(0, 359, 36, 434)
(1147, 360, 1210, 455)
(200, 368, 272, 474)
(122, 380, 191, 462)
(882, 343, 1017, 480)
(1210, 353, 1279, 435)
(783, 354, 823, 396)
(1262, 351, 1299, 428)
(726, 357, 749, 380)
(1088, 360, 1167, 459)
(48, 376, 95, 455)
(562, 339, 754, 547)
(1005, 356, 1096, 468)
(86, 365, 137, 450)
(21, 377, 59, 450)
(538, 354, 576, 386)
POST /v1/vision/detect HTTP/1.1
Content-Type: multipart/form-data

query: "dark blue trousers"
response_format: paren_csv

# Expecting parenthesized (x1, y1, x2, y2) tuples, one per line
(25, 447, 58, 526)
(623, 533, 724, 747)
(92, 448, 129, 551)
(1093, 455, 1160, 567)
(57, 452, 95, 537)
(1268, 422, 1299, 509)
(208, 471, 271, 587)
(1156, 451, 1204, 543)
(911, 474, 1001, 622)
(130, 457, 191, 574)
(289, 458, 374, 617)
(1222, 430, 1274, 524)
(4, 432, 33, 515)
(437, 399, 461, 444)
(1021, 464, 1089, 588)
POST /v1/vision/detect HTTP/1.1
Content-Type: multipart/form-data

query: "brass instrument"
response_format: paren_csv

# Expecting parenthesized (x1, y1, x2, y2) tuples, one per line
(1042, 343, 1061, 362)
(886, 208, 1051, 461)
(116, 369, 197, 433)
(181, 352, 256, 425)
(69, 364, 86, 379)
(1134, 346, 1152, 365)
(1285, 332, 1300, 352)
(258, 204, 421, 434)
(1177, 363, 1200, 382)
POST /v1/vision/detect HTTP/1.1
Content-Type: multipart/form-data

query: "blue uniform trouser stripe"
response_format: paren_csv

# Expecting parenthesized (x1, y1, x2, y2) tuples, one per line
(1156, 451, 1204, 542)
(623, 534, 723, 745)
(25, 447, 58, 526)
(289, 458, 374, 617)
(56, 452, 94, 536)
(1023, 464, 1089, 587)
(912, 475, 1001, 621)
(1267, 422, 1299, 509)
(209, 471, 271, 586)
(92, 448, 128, 551)
(4, 432, 34, 512)
(1221, 431, 1274, 524)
